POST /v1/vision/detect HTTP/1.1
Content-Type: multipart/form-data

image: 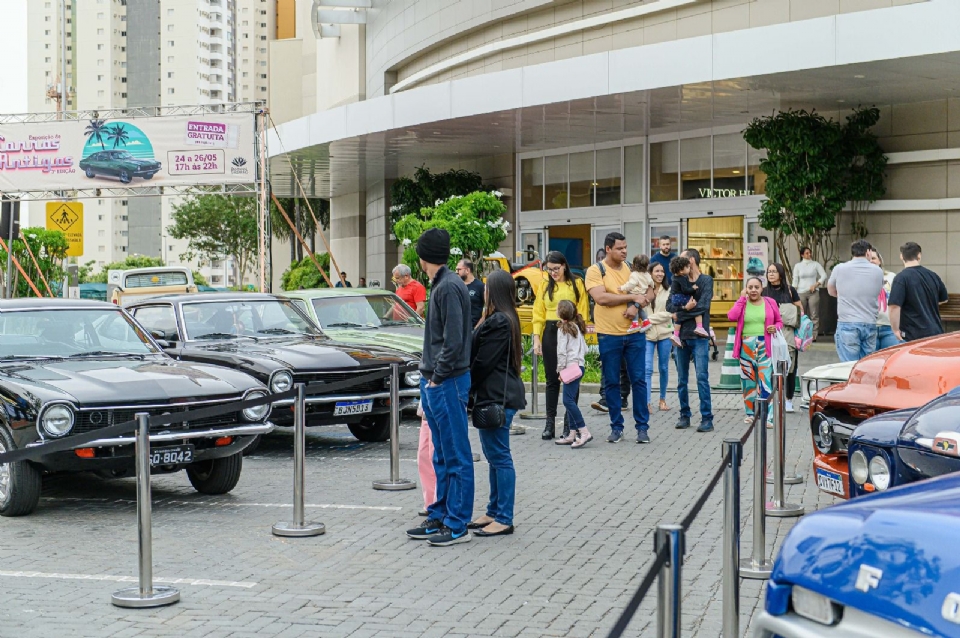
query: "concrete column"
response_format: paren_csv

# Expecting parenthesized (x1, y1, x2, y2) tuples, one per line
(330, 192, 366, 286)
(365, 183, 390, 288)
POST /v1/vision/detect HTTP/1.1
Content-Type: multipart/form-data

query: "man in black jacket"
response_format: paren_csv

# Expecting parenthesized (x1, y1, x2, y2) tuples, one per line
(406, 228, 475, 547)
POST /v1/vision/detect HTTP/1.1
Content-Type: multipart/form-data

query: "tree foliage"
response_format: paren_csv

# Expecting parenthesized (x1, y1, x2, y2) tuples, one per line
(270, 197, 329, 263)
(743, 107, 887, 270)
(389, 166, 485, 226)
(392, 191, 508, 282)
(280, 253, 332, 291)
(168, 194, 259, 284)
(0, 227, 69, 297)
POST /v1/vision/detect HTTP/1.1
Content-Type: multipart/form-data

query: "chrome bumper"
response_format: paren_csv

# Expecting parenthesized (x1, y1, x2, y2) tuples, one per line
(753, 609, 927, 637)
(48, 423, 277, 449)
(272, 387, 420, 406)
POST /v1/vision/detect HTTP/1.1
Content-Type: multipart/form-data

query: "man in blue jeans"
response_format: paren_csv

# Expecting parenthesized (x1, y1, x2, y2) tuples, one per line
(828, 239, 884, 362)
(667, 249, 714, 432)
(406, 228, 475, 547)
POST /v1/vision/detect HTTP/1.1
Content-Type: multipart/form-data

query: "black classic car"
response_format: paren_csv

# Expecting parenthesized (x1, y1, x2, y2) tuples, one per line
(78, 150, 162, 183)
(0, 299, 274, 517)
(126, 293, 420, 442)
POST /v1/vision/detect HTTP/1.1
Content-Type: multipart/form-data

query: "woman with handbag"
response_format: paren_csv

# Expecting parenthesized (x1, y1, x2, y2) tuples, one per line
(554, 300, 591, 448)
(644, 261, 674, 413)
(763, 262, 805, 413)
(728, 277, 783, 424)
(531, 251, 590, 440)
(468, 270, 526, 537)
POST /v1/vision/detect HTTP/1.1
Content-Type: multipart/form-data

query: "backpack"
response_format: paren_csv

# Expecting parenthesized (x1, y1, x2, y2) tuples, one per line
(795, 315, 814, 352)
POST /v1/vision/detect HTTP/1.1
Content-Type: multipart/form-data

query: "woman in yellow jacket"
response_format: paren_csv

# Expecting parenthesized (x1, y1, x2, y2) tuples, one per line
(532, 251, 590, 441)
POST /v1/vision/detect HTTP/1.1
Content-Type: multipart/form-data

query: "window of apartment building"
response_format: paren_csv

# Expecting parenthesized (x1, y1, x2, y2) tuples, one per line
(167, 72, 174, 78)
(97, 28, 104, 35)
(98, 214, 104, 221)
(45, 44, 50, 49)
(167, 56, 174, 62)
(97, 74, 104, 81)
(168, 40, 175, 46)
(167, 8, 174, 14)
(45, 16, 50, 22)
(680, 137, 710, 200)
(259, 35, 266, 41)
(121, 92, 127, 98)
(97, 44, 104, 50)
(242, 84, 248, 90)
(99, 246, 106, 252)
(167, 24, 174, 31)
(259, 86, 266, 92)
(167, 88, 175, 95)
(44, 30, 50, 35)
(544, 155, 568, 210)
(623, 144, 644, 205)
(243, 33, 249, 38)
(649, 141, 679, 202)
(97, 90, 104, 97)
(44, 57, 51, 63)
(121, 31, 126, 36)
(242, 71, 248, 77)
(259, 73, 266, 79)
(98, 230, 105, 237)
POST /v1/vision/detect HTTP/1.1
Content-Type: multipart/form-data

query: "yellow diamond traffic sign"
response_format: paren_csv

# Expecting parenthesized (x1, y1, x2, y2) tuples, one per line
(45, 201, 84, 257)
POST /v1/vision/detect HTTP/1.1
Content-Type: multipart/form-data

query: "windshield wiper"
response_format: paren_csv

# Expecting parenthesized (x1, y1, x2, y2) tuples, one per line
(193, 332, 247, 340)
(325, 322, 372, 329)
(67, 351, 147, 359)
(257, 328, 296, 335)
(379, 320, 415, 326)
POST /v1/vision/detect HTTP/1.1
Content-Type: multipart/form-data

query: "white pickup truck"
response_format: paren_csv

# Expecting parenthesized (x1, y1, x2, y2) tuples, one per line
(107, 267, 198, 306)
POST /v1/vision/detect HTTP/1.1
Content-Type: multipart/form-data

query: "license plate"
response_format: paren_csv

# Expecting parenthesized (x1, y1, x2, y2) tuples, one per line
(334, 400, 373, 416)
(815, 468, 846, 497)
(150, 444, 194, 467)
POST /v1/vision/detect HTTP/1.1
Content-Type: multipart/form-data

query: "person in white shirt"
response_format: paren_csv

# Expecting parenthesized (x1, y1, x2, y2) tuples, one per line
(792, 246, 827, 340)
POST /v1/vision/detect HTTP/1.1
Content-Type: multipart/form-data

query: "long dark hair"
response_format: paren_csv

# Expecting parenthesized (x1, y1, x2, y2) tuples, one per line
(544, 250, 581, 304)
(483, 269, 522, 372)
(557, 299, 587, 338)
(647, 261, 667, 310)
(766, 262, 789, 291)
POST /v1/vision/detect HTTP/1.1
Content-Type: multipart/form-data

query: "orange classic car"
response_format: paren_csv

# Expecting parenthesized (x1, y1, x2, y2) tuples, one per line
(810, 331, 960, 499)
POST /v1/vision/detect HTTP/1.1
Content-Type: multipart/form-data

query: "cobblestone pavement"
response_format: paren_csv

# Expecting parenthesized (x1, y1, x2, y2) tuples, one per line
(0, 349, 842, 638)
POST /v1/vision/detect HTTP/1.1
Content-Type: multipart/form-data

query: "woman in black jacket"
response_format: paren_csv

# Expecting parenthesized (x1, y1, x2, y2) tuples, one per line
(468, 269, 526, 537)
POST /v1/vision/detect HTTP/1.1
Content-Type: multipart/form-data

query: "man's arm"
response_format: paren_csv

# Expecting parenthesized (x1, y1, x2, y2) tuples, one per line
(415, 301, 426, 316)
(827, 266, 838, 297)
(890, 305, 902, 340)
(674, 278, 713, 323)
(587, 286, 648, 308)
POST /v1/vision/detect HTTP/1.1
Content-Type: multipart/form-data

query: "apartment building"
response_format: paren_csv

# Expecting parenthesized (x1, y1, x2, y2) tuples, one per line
(25, 0, 274, 287)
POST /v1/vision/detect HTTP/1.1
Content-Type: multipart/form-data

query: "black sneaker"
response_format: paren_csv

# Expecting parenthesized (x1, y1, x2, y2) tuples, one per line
(636, 431, 651, 444)
(591, 399, 609, 413)
(697, 421, 715, 433)
(428, 526, 472, 547)
(675, 416, 691, 430)
(606, 430, 623, 443)
(407, 518, 443, 540)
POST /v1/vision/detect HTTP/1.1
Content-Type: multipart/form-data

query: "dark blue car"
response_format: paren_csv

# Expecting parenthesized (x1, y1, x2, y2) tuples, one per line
(754, 471, 960, 636)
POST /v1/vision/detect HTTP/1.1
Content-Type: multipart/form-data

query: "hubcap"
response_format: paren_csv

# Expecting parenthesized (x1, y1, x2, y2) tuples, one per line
(0, 440, 10, 506)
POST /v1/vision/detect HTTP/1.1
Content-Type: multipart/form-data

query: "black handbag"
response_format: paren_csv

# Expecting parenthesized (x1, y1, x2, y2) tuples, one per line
(472, 323, 511, 430)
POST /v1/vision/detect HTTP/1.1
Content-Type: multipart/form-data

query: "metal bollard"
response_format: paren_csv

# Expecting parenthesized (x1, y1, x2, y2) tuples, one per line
(373, 364, 416, 491)
(766, 365, 804, 518)
(741, 398, 774, 580)
(722, 439, 743, 638)
(655, 524, 684, 638)
(519, 351, 542, 420)
(111, 413, 180, 608)
(273, 384, 326, 536)
(766, 360, 802, 486)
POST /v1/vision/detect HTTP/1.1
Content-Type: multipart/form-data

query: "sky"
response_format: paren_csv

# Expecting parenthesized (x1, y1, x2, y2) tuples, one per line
(0, 0, 29, 115)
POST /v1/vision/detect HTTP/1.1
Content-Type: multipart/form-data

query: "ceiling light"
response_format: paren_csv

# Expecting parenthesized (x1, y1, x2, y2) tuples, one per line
(854, 74, 866, 79)
(732, 170, 741, 174)
(432, 131, 441, 135)
(837, 100, 846, 103)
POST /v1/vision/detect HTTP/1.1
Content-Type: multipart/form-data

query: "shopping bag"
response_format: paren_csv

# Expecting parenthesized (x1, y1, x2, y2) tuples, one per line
(770, 329, 791, 369)
(795, 315, 814, 352)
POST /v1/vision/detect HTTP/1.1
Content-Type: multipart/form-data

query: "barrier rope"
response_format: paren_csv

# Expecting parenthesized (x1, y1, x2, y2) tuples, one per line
(607, 410, 761, 638)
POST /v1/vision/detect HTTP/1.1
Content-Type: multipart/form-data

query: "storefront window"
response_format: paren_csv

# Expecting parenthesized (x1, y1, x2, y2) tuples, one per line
(595, 148, 621, 206)
(520, 157, 543, 212)
(747, 144, 767, 196)
(713, 133, 747, 196)
(680, 137, 711, 200)
(544, 154, 568, 209)
(649, 141, 679, 202)
(623, 144, 644, 204)
(568, 151, 594, 208)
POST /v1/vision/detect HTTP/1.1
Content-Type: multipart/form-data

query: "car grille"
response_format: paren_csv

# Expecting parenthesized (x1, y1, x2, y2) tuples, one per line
(74, 403, 239, 435)
(295, 370, 388, 395)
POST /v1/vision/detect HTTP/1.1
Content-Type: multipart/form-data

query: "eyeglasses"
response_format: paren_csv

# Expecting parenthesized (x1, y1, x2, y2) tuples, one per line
(546, 266, 563, 274)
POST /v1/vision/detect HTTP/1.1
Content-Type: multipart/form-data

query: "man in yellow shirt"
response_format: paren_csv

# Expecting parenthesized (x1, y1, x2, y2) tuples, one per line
(585, 232, 655, 444)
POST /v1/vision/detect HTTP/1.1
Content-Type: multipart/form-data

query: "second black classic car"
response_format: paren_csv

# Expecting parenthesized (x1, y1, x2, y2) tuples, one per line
(0, 299, 275, 517)
(127, 293, 420, 442)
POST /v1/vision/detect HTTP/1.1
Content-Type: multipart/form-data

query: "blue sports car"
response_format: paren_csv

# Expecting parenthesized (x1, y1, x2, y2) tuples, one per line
(754, 471, 960, 636)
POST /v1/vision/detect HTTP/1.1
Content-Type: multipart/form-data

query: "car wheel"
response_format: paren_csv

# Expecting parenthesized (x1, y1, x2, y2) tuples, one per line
(348, 414, 390, 442)
(516, 277, 533, 304)
(84, 168, 95, 178)
(0, 428, 42, 517)
(186, 454, 243, 494)
(241, 435, 262, 456)
(119, 170, 132, 184)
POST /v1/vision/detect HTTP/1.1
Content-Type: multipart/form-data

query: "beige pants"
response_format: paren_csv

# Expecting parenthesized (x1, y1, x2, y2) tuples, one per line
(798, 289, 820, 338)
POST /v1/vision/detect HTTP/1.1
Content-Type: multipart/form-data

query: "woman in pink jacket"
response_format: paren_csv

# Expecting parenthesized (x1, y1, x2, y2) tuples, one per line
(727, 276, 783, 423)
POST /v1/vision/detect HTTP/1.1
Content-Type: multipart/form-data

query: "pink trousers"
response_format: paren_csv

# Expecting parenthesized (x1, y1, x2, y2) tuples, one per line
(417, 419, 437, 510)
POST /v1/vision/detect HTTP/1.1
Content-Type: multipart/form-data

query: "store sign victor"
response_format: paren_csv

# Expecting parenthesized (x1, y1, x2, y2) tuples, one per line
(698, 188, 756, 199)
(0, 113, 254, 192)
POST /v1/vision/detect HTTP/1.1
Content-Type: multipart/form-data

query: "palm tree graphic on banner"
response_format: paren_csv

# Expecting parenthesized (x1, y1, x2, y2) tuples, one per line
(84, 119, 108, 150)
(107, 123, 130, 149)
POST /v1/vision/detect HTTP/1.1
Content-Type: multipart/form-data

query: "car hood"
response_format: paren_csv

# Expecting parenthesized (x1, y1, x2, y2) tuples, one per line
(123, 158, 159, 167)
(817, 332, 960, 410)
(773, 472, 960, 636)
(324, 328, 423, 356)
(0, 357, 260, 405)
(803, 360, 855, 383)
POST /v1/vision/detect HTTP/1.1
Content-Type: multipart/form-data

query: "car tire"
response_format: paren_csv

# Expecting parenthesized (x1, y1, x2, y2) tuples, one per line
(0, 428, 42, 517)
(84, 168, 95, 178)
(119, 170, 132, 184)
(186, 454, 243, 495)
(241, 435, 262, 456)
(348, 414, 391, 442)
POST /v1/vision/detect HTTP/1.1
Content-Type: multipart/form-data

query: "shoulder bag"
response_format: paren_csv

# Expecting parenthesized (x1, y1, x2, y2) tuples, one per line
(472, 322, 511, 430)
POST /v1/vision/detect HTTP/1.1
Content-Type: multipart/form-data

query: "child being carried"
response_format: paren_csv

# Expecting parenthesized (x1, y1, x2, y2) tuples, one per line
(619, 254, 654, 334)
(669, 256, 710, 345)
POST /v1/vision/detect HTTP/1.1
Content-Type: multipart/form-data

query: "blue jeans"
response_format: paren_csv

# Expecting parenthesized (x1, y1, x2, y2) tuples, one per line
(477, 409, 517, 526)
(420, 373, 474, 534)
(597, 332, 649, 433)
(562, 370, 585, 430)
(876, 325, 901, 352)
(675, 337, 713, 423)
(645, 338, 672, 405)
(835, 322, 877, 362)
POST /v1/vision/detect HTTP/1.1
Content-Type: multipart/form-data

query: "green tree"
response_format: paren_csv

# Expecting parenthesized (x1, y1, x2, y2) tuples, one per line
(280, 253, 332, 291)
(389, 166, 485, 226)
(0, 227, 69, 297)
(270, 197, 329, 263)
(168, 194, 259, 284)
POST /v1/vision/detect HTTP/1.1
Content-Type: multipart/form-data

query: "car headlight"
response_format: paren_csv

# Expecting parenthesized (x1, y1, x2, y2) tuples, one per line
(812, 414, 833, 454)
(791, 585, 841, 626)
(404, 371, 421, 387)
(40, 403, 75, 437)
(242, 390, 271, 421)
(869, 455, 891, 491)
(850, 450, 869, 485)
(270, 370, 293, 394)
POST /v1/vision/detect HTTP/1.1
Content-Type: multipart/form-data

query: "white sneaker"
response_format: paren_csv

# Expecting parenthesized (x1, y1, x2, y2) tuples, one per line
(785, 400, 795, 413)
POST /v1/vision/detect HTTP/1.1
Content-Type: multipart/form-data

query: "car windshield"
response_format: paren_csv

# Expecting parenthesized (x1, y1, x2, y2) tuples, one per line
(905, 395, 960, 440)
(310, 294, 423, 329)
(181, 299, 321, 341)
(0, 308, 159, 359)
(113, 151, 133, 159)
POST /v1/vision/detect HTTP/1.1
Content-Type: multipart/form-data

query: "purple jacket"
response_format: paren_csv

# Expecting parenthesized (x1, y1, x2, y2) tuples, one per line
(727, 296, 783, 359)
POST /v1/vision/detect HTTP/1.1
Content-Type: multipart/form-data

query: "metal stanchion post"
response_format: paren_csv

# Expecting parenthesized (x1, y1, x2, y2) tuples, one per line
(766, 364, 804, 517)
(112, 413, 180, 608)
(741, 398, 774, 580)
(655, 524, 684, 638)
(722, 439, 742, 638)
(766, 359, 802, 486)
(273, 384, 326, 536)
(373, 364, 416, 491)
(519, 351, 542, 420)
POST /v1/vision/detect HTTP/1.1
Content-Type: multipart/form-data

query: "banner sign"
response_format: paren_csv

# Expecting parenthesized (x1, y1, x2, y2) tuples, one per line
(45, 201, 83, 256)
(744, 242, 769, 285)
(0, 114, 254, 192)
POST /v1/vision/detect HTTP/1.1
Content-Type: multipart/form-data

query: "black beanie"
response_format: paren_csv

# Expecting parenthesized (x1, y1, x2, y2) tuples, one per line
(416, 228, 451, 265)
